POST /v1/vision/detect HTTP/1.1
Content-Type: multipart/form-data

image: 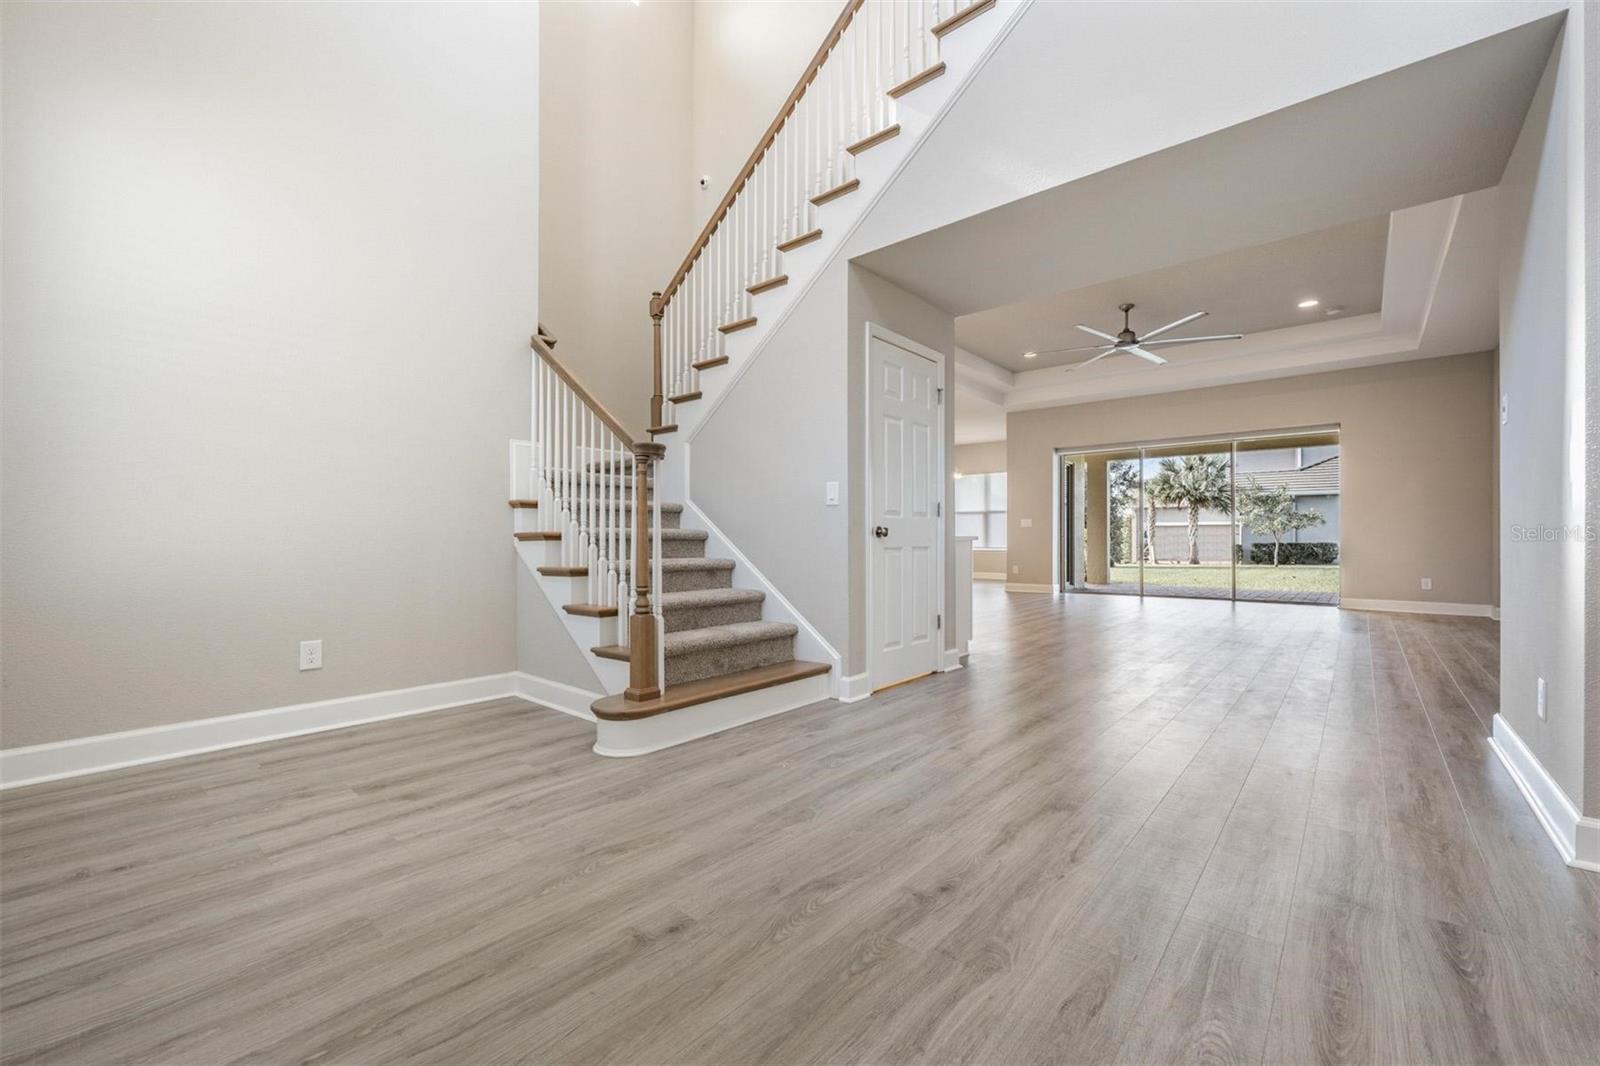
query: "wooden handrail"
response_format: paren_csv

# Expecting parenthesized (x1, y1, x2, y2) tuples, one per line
(529, 332, 636, 450)
(653, 0, 864, 314)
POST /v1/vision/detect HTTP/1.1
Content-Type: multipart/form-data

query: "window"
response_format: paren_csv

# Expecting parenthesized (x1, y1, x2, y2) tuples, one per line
(955, 472, 1007, 548)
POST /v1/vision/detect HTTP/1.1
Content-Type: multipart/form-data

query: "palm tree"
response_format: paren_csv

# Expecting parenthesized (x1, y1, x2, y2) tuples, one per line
(1145, 455, 1233, 565)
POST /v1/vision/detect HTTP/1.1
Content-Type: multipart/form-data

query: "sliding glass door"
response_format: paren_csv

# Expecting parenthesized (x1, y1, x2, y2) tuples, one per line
(1060, 429, 1340, 605)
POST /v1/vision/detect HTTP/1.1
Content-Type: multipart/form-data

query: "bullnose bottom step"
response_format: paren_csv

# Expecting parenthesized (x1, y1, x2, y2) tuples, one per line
(592, 660, 832, 721)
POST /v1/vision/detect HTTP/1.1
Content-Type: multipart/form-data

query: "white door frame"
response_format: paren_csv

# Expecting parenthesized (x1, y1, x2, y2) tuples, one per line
(863, 322, 948, 692)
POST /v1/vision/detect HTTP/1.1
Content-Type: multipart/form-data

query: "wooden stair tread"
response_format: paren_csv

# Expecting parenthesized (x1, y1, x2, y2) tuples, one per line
(776, 228, 823, 253)
(514, 531, 561, 541)
(718, 316, 758, 335)
(508, 499, 539, 509)
(932, 0, 995, 37)
(747, 274, 789, 295)
(810, 179, 860, 206)
(693, 356, 730, 371)
(592, 660, 832, 721)
(538, 565, 588, 577)
(846, 125, 900, 155)
(564, 603, 619, 618)
(668, 390, 702, 404)
(888, 62, 946, 99)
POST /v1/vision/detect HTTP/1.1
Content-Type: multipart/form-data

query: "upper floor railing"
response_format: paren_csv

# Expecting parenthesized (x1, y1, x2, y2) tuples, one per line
(650, 0, 983, 430)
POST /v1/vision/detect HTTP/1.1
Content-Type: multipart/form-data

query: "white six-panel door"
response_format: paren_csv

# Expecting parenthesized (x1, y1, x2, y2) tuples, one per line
(868, 333, 941, 691)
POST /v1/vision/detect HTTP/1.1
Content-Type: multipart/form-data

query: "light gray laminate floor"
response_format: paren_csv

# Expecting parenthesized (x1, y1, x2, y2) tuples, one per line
(3, 586, 1597, 1064)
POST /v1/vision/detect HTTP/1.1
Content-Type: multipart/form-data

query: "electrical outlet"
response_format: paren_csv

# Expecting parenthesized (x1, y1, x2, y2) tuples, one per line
(299, 640, 323, 671)
(1012, 564, 1020, 574)
(1420, 578, 1432, 591)
(1537, 677, 1547, 720)
(1020, 518, 1033, 528)
(825, 481, 839, 506)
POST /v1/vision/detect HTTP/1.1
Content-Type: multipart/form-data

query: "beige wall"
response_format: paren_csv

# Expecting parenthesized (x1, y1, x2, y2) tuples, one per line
(1005, 353, 1497, 606)
(1497, 20, 1592, 811)
(691, 1, 842, 207)
(954, 441, 1006, 474)
(540, 1, 694, 436)
(1, 3, 539, 749)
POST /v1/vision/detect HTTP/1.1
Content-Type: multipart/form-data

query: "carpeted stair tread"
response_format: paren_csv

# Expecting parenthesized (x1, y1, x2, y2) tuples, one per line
(661, 620, 796, 655)
(661, 557, 735, 572)
(591, 620, 797, 665)
(659, 587, 764, 609)
(660, 529, 707, 542)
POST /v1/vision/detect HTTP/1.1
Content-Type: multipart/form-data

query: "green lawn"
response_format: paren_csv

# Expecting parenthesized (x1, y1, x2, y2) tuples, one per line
(1108, 564, 1340, 594)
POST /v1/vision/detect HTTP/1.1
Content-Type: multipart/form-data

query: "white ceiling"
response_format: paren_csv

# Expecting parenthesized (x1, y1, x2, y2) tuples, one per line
(930, 16, 1559, 443)
(957, 215, 1390, 372)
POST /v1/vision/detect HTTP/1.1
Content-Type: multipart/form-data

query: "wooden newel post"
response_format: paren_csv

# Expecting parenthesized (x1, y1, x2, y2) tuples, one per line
(625, 440, 668, 702)
(649, 292, 665, 431)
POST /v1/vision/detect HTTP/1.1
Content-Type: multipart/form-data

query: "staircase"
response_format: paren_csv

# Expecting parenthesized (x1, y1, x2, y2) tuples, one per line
(518, 0, 1006, 754)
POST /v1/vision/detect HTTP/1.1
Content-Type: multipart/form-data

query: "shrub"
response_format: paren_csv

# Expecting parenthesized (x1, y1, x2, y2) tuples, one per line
(1248, 542, 1339, 565)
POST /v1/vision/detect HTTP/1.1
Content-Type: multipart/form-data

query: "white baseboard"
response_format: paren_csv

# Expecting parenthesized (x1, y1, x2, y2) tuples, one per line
(941, 647, 966, 671)
(1489, 713, 1600, 871)
(1005, 582, 1055, 594)
(1340, 598, 1495, 618)
(1489, 605, 1501, 621)
(836, 671, 872, 703)
(0, 672, 527, 790)
(973, 572, 1007, 581)
(593, 672, 832, 757)
(512, 672, 600, 722)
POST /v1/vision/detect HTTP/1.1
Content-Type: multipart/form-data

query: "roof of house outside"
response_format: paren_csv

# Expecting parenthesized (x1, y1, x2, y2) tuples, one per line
(1238, 455, 1339, 496)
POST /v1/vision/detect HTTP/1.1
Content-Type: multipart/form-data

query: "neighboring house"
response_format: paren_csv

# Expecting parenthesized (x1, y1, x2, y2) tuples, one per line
(1125, 451, 1341, 563)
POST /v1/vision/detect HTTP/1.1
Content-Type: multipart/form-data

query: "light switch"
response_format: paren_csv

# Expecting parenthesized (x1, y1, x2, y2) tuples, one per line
(825, 481, 839, 506)
(1020, 518, 1033, 528)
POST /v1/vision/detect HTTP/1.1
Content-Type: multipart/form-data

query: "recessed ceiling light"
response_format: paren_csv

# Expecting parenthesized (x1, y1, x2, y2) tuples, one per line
(1023, 350, 1038, 359)
(1297, 298, 1320, 309)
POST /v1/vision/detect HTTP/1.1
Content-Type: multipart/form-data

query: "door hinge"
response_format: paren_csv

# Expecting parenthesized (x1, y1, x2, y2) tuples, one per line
(936, 613, 943, 628)
(936, 501, 942, 517)
(936, 387, 944, 404)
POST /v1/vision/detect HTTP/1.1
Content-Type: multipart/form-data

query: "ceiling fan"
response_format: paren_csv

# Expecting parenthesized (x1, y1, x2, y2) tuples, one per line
(1037, 303, 1243, 371)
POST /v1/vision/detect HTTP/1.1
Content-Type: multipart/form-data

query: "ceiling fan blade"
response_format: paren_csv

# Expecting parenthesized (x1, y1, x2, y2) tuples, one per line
(1140, 334, 1244, 346)
(1036, 342, 1116, 354)
(1074, 324, 1119, 342)
(1138, 310, 1208, 342)
(1064, 349, 1119, 372)
(1125, 345, 1168, 365)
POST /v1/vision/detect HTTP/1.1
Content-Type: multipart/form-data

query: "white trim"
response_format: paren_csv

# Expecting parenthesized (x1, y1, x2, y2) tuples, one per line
(0, 672, 523, 789)
(836, 672, 873, 703)
(1339, 598, 1495, 617)
(512, 672, 601, 722)
(593, 671, 832, 757)
(973, 571, 1007, 581)
(864, 322, 948, 694)
(1005, 582, 1055, 594)
(941, 648, 966, 671)
(1489, 714, 1600, 871)
(1489, 605, 1501, 621)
